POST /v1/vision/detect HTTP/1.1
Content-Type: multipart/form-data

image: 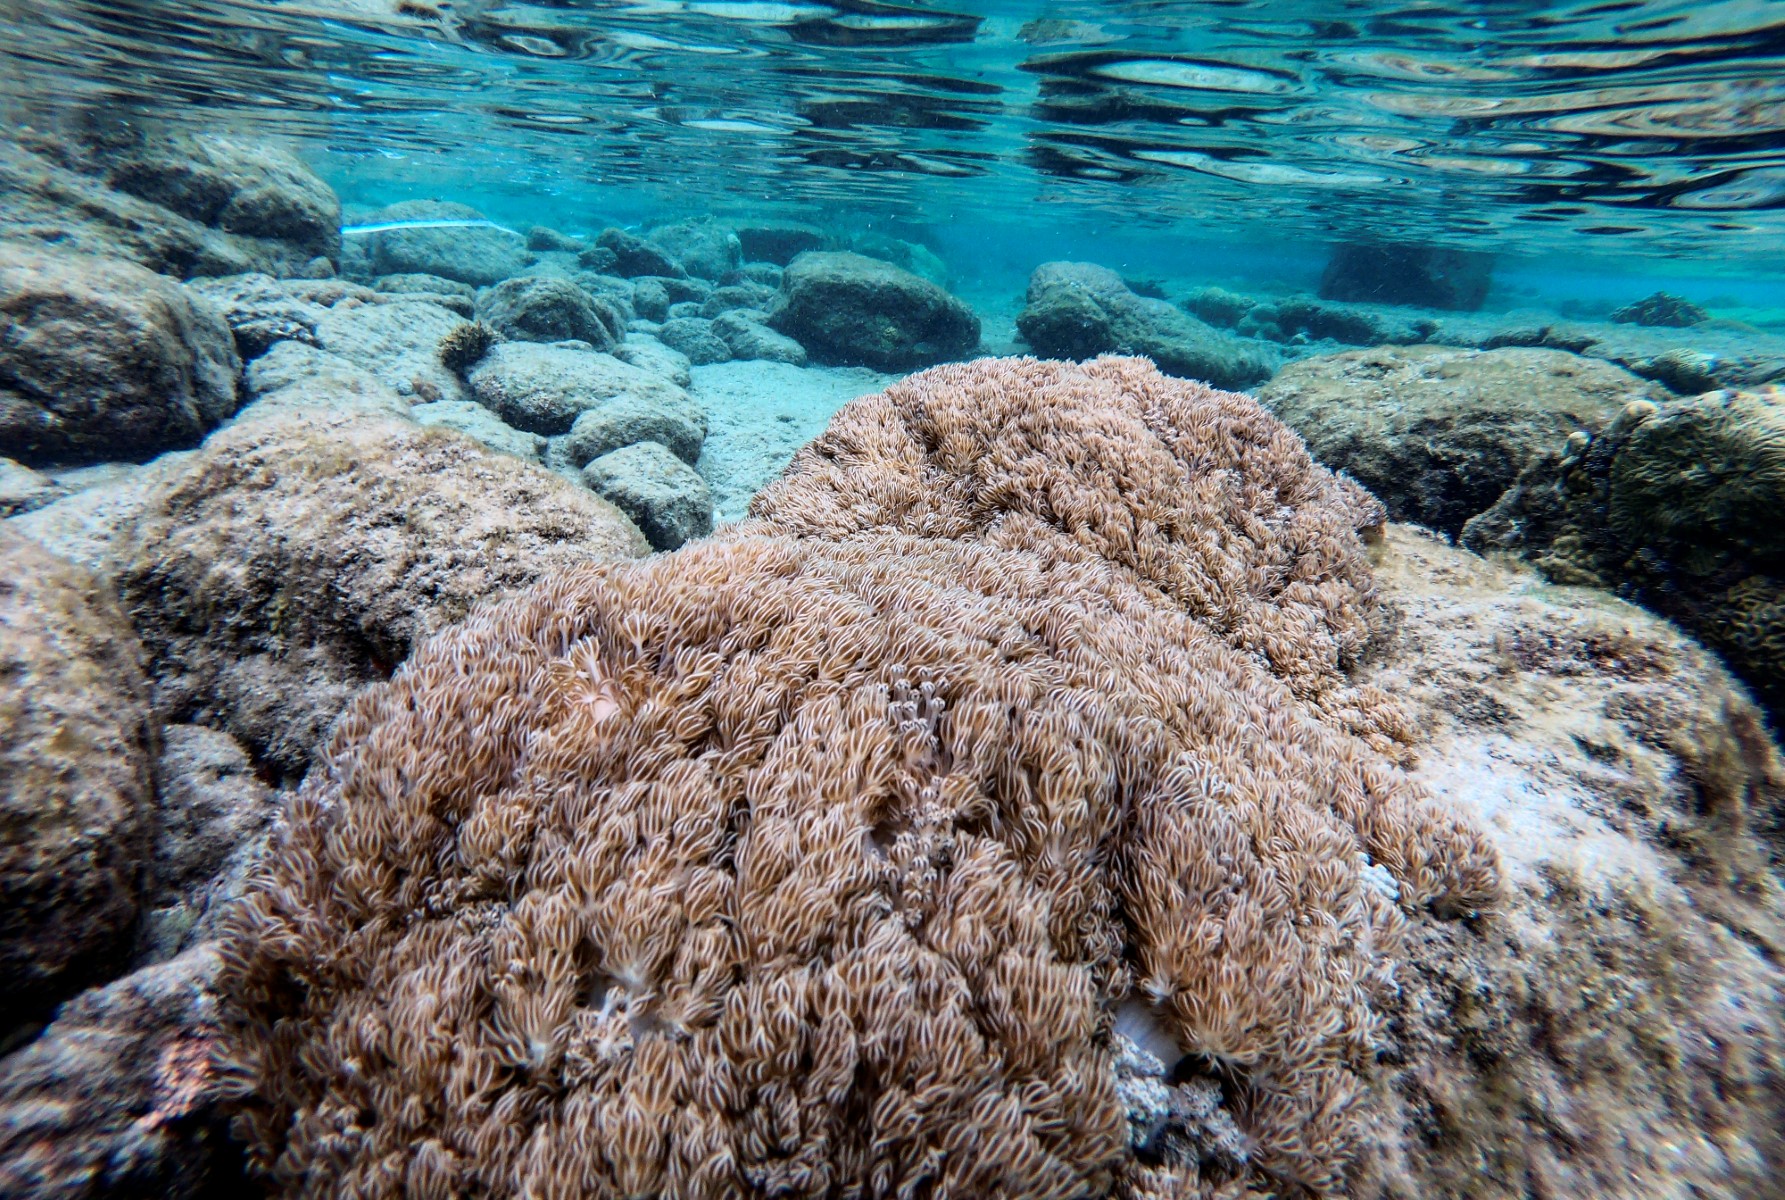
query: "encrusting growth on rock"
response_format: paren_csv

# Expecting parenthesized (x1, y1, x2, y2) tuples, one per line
(218, 357, 1501, 1198)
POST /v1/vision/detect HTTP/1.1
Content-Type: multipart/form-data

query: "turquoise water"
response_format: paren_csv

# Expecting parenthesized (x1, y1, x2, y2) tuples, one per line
(4, 0, 1783, 305)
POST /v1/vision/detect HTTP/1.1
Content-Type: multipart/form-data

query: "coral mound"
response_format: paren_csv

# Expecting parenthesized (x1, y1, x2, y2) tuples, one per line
(219, 357, 1500, 1198)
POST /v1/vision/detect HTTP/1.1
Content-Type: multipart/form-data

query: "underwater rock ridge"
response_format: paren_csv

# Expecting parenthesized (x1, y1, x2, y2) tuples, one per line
(218, 356, 1502, 1199)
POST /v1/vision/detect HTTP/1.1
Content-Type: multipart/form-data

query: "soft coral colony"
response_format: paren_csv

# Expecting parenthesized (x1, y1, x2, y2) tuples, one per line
(217, 356, 1502, 1199)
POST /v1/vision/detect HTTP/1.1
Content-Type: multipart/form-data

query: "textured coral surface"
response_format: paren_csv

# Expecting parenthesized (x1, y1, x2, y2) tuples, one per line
(220, 358, 1499, 1198)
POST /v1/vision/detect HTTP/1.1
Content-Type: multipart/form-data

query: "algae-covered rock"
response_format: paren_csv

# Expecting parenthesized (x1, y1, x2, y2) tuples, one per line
(1018, 261, 1273, 389)
(310, 296, 470, 402)
(770, 250, 979, 370)
(1318, 241, 1494, 311)
(1258, 345, 1658, 536)
(0, 945, 230, 1200)
(1464, 386, 1785, 722)
(0, 129, 339, 279)
(115, 411, 650, 776)
(1611, 290, 1708, 328)
(476, 275, 620, 349)
(1352, 525, 1785, 1200)
(0, 528, 155, 1029)
(647, 217, 742, 282)
(0, 243, 240, 465)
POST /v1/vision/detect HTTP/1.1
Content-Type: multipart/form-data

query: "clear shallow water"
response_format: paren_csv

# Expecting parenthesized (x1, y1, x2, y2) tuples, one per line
(2, 0, 1783, 299)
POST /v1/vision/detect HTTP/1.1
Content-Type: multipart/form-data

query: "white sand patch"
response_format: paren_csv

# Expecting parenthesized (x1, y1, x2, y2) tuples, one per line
(692, 359, 895, 523)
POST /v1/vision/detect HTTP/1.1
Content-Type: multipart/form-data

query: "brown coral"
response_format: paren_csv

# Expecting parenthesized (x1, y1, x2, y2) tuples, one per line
(219, 357, 1500, 1198)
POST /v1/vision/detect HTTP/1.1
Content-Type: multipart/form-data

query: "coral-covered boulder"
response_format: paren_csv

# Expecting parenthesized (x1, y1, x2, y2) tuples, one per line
(1353, 525, 1785, 1200)
(770, 250, 980, 370)
(1017, 261, 1273, 389)
(0, 244, 240, 464)
(361, 200, 527, 287)
(115, 411, 650, 777)
(0, 528, 155, 1028)
(219, 358, 1499, 1198)
(1258, 345, 1659, 537)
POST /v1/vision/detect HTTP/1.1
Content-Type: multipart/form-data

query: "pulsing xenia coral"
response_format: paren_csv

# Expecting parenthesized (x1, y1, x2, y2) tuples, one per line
(219, 357, 1500, 1199)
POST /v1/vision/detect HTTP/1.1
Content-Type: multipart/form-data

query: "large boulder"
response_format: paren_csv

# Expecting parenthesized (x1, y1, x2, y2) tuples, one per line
(581, 439, 715, 550)
(769, 250, 980, 370)
(468, 342, 696, 436)
(0, 131, 339, 279)
(1318, 241, 1494, 311)
(1017, 261, 1273, 389)
(359, 200, 527, 287)
(1464, 386, 1785, 723)
(0, 528, 155, 1029)
(647, 218, 742, 282)
(411, 399, 544, 461)
(1350, 524, 1785, 1200)
(1258, 345, 1658, 536)
(114, 411, 650, 777)
(476, 275, 619, 349)
(0, 244, 240, 465)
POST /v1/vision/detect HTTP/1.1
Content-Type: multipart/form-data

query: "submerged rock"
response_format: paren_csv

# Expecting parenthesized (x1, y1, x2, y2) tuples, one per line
(1258, 345, 1658, 537)
(731, 219, 825, 265)
(770, 250, 980, 370)
(184, 272, 376, 357)
(310, 296, 470, 402)
(0, 244, 240, 465)
(468, 341, 696, 436)
(0, 945, 229, 1200)
(612, 332, 694, 388)
(359, 199, 528, 287)
(236, 340, 411, 421)
(647, 217, 742, 282)
(1464, 386, 1785, 723)
(114, 411, 649, 777)
(0, 458, 65, 518)
(1350, 525, 1785, 1200)
(657, 315, 733, 365)
(1018, 261, 1273, 388)
(411, 399, 544, 461)
(0, 528, 155, 1031)
(476, 275, 620, 349)
(559, 385, 708, 468)
(582, 439, 715, 550)
(712, 310, 807, 365)
(0, 130, 340, 279)
(595, 227, 684, 278)
(1319, 241, 1494, 311)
